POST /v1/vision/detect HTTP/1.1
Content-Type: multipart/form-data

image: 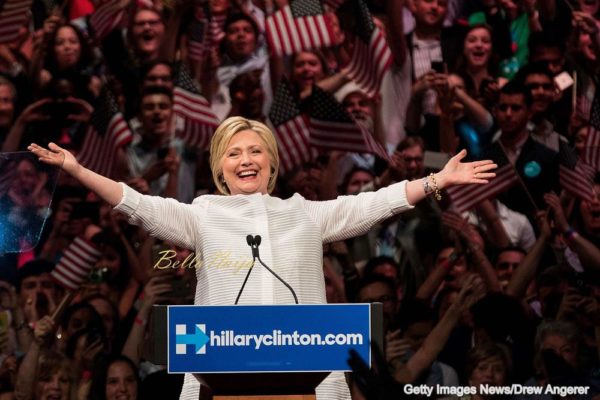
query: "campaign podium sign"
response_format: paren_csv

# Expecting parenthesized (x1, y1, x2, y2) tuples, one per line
(151, 304, 382, 399)
(166, 304, 376, 373)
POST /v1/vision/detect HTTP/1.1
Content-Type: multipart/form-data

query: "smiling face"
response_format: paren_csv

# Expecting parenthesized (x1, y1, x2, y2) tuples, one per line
(54, 26, 81, 70)
(139, 93, 172, 140)
(292, 52, 325, 92)
(221, 130, 272, 195)
(464, 27, 492, 70)
(469, 355, 507, 387)
(131, 9, 164, 58)
(35, 369, 70, 400)
(105, 361, 138, 400)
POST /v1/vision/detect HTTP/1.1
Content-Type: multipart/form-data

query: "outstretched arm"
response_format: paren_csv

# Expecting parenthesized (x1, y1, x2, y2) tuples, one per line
(304, 150, 496, 243)
(28, 142, 200, 251)
(29, 142, 124, 206)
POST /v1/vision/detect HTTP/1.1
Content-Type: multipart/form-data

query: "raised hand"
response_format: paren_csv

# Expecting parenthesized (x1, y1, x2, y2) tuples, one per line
(14, 99, 52, 126)
(64, 97, 94, 124)
(28, 142, 80, 175)
(33, 315, 56, 345)
(544, 192, 569, 233)
(438, 149, 496, 187)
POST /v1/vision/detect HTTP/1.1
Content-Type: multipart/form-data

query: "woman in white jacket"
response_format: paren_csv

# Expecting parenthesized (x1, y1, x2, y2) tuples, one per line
(29, 116, 496, 399)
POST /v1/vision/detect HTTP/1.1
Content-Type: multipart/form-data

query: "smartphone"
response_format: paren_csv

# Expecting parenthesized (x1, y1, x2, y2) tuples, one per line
(431, 61, 445, 73)
(424, 151, 451, 170)
(554, 71, 574, 91)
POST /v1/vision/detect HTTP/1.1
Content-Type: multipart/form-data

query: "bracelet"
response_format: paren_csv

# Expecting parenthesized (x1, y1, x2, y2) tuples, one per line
(564, 227, 579, 241)
(428, 173, 442, 201)
(134, 316, 146, 326)
(423, 177, 434, 195)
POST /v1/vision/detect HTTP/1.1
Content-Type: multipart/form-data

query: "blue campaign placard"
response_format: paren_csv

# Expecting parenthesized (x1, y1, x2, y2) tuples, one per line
(167, 304, 371, 373)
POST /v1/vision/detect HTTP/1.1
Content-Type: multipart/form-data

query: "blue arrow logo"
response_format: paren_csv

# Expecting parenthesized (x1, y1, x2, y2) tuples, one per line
(176, 324, 210, 354)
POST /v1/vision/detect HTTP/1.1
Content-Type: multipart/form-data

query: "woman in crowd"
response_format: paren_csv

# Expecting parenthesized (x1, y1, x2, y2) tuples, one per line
(33, 22, 99, 98)
(89, 355, 140, 400)
(29, 116, 496, 399)
(454, 24, 499, 106)
(465, 342, 512, 398)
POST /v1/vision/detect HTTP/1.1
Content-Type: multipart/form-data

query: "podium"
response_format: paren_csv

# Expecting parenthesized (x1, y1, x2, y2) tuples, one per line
(151, 304, 383, 400)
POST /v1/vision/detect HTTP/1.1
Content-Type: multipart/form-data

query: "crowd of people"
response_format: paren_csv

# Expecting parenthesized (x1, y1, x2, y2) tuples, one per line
(0, 0, 599, 398)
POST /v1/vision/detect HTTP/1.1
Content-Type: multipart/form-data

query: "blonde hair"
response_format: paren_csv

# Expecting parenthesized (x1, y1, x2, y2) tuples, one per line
(209, 117, 280, 195)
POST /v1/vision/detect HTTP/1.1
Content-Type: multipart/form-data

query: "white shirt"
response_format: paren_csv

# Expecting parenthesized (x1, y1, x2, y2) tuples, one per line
(466, 200, 536, 251)
(114, 181, 414, 399)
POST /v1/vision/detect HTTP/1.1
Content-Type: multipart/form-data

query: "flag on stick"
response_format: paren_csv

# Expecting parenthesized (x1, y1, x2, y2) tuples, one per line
(266, 0, 335, 56)
(173, 65, 220, 149)
(269, 79, 314, 172)
(308, 86, 389, 160)
(78, 89, 133, 177)
(447, 143, 519, 213)
(343, 0, 392, 95)
(89, 0, 128, 41)
(51, 236, 102, 291)
(584, 91, 600, 171)
(0, 0, 33, 44)
(559, 140, 596, 201)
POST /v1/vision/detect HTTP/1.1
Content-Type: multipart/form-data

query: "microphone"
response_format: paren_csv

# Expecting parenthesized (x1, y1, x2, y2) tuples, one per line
(235, 236, 257, 305)
(235, 235, 299, 304)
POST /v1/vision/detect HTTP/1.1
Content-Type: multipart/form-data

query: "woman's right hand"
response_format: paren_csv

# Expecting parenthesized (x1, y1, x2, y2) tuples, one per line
(28, 142, 81, 176)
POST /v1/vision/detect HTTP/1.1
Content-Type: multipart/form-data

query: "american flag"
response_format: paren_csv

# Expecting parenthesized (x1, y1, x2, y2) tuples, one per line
(173, 65, 220, 149)
(187, 15, 208, 63)
(343, 0, 392, 96)
(51, 236, 102, 291)
(77, 89, 133, 177)
(308, 86, 388, 159)
(88, 0, 128, 41)
(446, 144, 519, 213)
(0, 0, 32, 44)
(584, 91, 600, 171)
(559, 140, 596, 201)
(269, 79, 314, 172)
(265, 0, 335, 56)
(187, 6, 224, 63)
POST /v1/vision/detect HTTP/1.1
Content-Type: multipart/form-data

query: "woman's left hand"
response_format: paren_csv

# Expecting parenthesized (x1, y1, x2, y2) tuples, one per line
(438, 149, 496, 188)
